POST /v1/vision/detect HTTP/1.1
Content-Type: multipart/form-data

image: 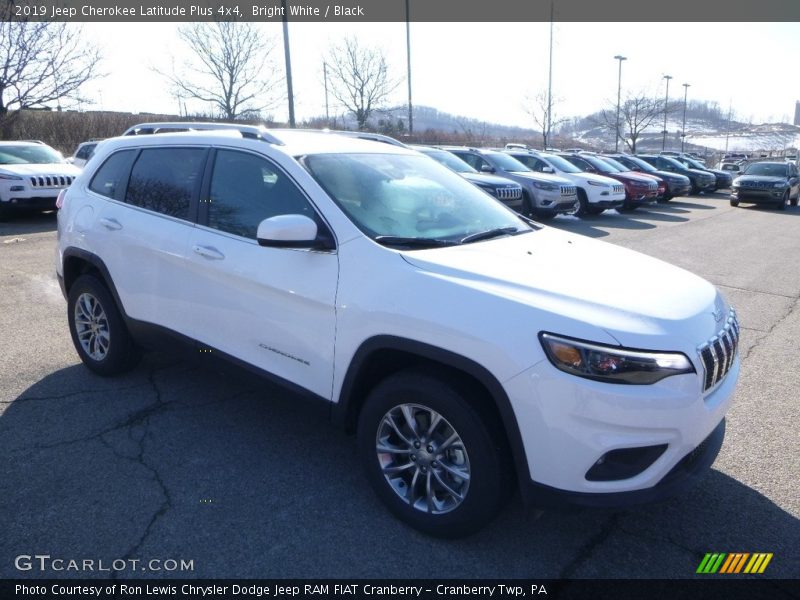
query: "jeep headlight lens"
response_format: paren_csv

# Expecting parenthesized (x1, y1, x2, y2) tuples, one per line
(587, 180, 609, 188)
(540, 333, 694, 384)
(533, 181, 559, 191)
(774, 182, 785, 188)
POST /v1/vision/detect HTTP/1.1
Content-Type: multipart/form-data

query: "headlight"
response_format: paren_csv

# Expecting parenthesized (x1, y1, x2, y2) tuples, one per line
(774, 182, 785, 188)
(587, 180, 609, 188)
(539, 333, 694, 384)
(532, 181, 559, 191)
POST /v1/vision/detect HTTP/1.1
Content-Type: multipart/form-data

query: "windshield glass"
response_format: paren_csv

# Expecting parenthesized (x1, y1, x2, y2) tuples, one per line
(0, 144, 65, 165)
(744, 163, 789, 177)
(617, 155, 656, 172)
(599, 156, 629, 171)
(581, 155, 620, 174)
(682, 157, 706, 169)
(419, 149, 477, 174)
(660, 156, 686, 170)
(540, 154, 581, 173)
(486, 151, 532, 172)
(304, 153, 529, 245)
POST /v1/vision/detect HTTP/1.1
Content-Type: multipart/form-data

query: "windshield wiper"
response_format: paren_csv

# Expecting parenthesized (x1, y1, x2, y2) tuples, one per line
(459, 227, 522, 244)
(374, 236, 459, 249)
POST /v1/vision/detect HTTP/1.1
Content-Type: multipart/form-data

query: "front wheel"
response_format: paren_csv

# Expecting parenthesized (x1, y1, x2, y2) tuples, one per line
(730, 199, 739, 207)
(777, 190, 789, 211)
(67, 274, 141, 376)
(357, 369, 512, 538)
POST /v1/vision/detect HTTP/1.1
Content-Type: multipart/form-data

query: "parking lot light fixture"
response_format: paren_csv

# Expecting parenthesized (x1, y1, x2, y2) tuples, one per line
(614, 55, 627, 152)
(662, 75, 672, 151)
(681, 83, 691, 152)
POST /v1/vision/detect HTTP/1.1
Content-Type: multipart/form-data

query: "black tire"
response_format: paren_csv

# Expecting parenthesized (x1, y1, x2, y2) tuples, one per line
(777, 190, 788, 211)
(357, 368, 513, 538)
(67, 274, 141, 376)
(575, 189, 589, 216)
(658, 195, 673, 203)
(730, 199, 739, 207)
(690, 182, 699, 195)
(520, 190, 536, 219)
(585, 206, 605, 215)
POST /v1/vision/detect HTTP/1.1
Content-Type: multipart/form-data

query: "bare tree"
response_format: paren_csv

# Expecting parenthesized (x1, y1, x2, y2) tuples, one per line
(162, 22, 282, 120)
(0, 21, 101, 132)
(325, 37, 400, 130)
(523, 91, 567, 150)
(599, 92, 663, 153)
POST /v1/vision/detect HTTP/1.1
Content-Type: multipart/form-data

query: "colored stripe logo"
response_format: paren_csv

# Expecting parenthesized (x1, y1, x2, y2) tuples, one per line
(697, 553, 773, 574)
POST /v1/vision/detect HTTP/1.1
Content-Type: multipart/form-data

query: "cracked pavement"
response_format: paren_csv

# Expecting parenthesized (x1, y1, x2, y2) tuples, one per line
(1, 196, 798, 580)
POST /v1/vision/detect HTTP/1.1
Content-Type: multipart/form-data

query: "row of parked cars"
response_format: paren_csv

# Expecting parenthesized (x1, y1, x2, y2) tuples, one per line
(0, 127, 795, 221)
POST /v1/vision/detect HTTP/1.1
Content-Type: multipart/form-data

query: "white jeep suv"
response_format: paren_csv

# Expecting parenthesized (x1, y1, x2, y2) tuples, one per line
(56, 124, 740, 537)
(0, 141, 81, 219)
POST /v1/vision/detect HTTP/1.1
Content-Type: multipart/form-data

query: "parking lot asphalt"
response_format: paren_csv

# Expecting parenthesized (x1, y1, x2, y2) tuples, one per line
(1, 194, 798, 579)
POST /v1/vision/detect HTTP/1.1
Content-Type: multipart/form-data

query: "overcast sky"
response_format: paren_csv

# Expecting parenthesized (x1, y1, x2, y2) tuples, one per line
(77, 22, 800, 127)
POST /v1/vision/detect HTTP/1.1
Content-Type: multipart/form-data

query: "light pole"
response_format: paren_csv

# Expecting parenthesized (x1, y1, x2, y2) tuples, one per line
(681, 83, 690, 152)
(614, 55, 627, 152)
(405, 0, 413, 135)
(546, 0, 554, 149)
(662, 75, 672, 151)
(323, 62, 330, 125)
(281, 0, 295, 128)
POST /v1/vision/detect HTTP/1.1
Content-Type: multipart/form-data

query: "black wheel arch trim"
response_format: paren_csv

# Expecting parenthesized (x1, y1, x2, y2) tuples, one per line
(334, 335, 533, 502)
(62, 247, 127, 314)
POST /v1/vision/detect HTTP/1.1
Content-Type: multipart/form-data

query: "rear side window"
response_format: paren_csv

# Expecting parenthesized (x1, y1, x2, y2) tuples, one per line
(125, 148, 206, 220)
(207, 149, 315, 239)
(89, 150, 136, 199)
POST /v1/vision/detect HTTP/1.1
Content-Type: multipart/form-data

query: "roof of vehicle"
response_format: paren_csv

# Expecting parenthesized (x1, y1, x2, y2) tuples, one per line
(0, 140, 51, 147)
(96, 127, 416, 159)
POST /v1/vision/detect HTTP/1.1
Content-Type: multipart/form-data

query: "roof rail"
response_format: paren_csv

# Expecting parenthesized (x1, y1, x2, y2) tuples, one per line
(18, 139, 46, 144)
(277, 128, 409, 148)
(121, 122, 284, 145)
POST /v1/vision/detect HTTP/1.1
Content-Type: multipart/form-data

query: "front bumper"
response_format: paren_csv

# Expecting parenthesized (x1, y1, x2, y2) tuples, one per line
(731, 188, 786, 203)
(504, 353, 738, 506)
(667, 183, 692, 197)
(0, 196, 58, 212)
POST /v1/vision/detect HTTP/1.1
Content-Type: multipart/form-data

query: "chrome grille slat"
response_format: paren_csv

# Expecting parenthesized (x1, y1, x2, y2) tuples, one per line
(27, 174, 74, 189)
(698, 308, 739, 392)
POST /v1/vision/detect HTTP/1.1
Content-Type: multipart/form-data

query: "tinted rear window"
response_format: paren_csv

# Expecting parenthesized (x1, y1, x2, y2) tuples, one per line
(125, 148, 206, 220)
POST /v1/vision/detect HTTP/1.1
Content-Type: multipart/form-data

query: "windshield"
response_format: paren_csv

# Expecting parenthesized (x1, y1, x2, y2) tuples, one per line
(744, 163, 789, 177)
(540, 154, 581, 173)
(660, 156, 686, 170)
(419, 149, 477, 174)
(682, 157, 706, 169)
(598, 156, 630, 172)
(0, 144, 65, 165)
(619, 155, 656, 172)
(581, 155, 620, 174)
(304, 153, 529, 246)
(487, 151, 532, 172)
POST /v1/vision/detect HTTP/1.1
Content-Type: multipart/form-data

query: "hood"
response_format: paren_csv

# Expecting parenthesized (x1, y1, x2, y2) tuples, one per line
(510, 171, 573, 186)
(401, 228, 724, 351)
(734, 175, 786, 185)
(0, 163, 82, 177)
(687, 168, 715, 180)
(611, 172, 658, 185)
(580, 173, 621, 187)
(461, 172, 521, 188)
(706, 169, 731, 178)
(653, 170, 691, 184)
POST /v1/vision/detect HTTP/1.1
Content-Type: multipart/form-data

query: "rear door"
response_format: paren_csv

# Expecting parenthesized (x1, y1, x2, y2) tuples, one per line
(183, 147, 339, 399)
(89, 145, 207, 334)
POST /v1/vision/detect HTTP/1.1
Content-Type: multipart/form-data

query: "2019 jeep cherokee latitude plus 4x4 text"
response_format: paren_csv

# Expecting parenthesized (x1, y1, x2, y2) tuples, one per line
(56, 125, 740, 537)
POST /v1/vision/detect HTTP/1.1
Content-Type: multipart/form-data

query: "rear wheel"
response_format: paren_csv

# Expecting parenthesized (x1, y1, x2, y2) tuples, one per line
(357, 368, 512, 538)
(67, 274, 141, 376)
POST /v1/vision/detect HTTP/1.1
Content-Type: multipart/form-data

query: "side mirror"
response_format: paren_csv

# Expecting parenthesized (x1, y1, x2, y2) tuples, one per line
(542, 166, 554, 174)
(480, 164, 495, 173)
(256, 214, 328, 249)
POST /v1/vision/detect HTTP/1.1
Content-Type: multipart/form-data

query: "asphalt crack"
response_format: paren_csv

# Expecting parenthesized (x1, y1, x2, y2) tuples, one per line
(742, 295, 800, 361)
(558, 513, 621, 578)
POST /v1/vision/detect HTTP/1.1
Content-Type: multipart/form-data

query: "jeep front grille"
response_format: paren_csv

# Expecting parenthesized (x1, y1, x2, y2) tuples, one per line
(29, 175, 74, 189)
(698, 309, 739, 392)
(560, 185, 577, 197)
(495, 186, 522, 200)
(612, 184, 624, 194)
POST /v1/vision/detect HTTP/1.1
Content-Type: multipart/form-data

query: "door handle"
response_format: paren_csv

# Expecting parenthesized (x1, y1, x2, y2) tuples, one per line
(192, 244, 225, 260)
(99, 217, 122, 231)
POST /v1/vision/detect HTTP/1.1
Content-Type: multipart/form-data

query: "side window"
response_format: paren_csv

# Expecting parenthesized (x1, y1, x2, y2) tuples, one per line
(456, 153, 480, 170)
(207, 150, 315, 240)
(530, 158, 547, 172)
(125, 148, 206, 220)
(88, 150, 136, 199)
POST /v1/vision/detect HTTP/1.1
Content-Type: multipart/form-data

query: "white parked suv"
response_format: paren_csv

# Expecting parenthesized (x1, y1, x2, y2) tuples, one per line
(0, 141, 81, 219)
(504, 148, 626, 216)
(56, 123, 740, 537)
